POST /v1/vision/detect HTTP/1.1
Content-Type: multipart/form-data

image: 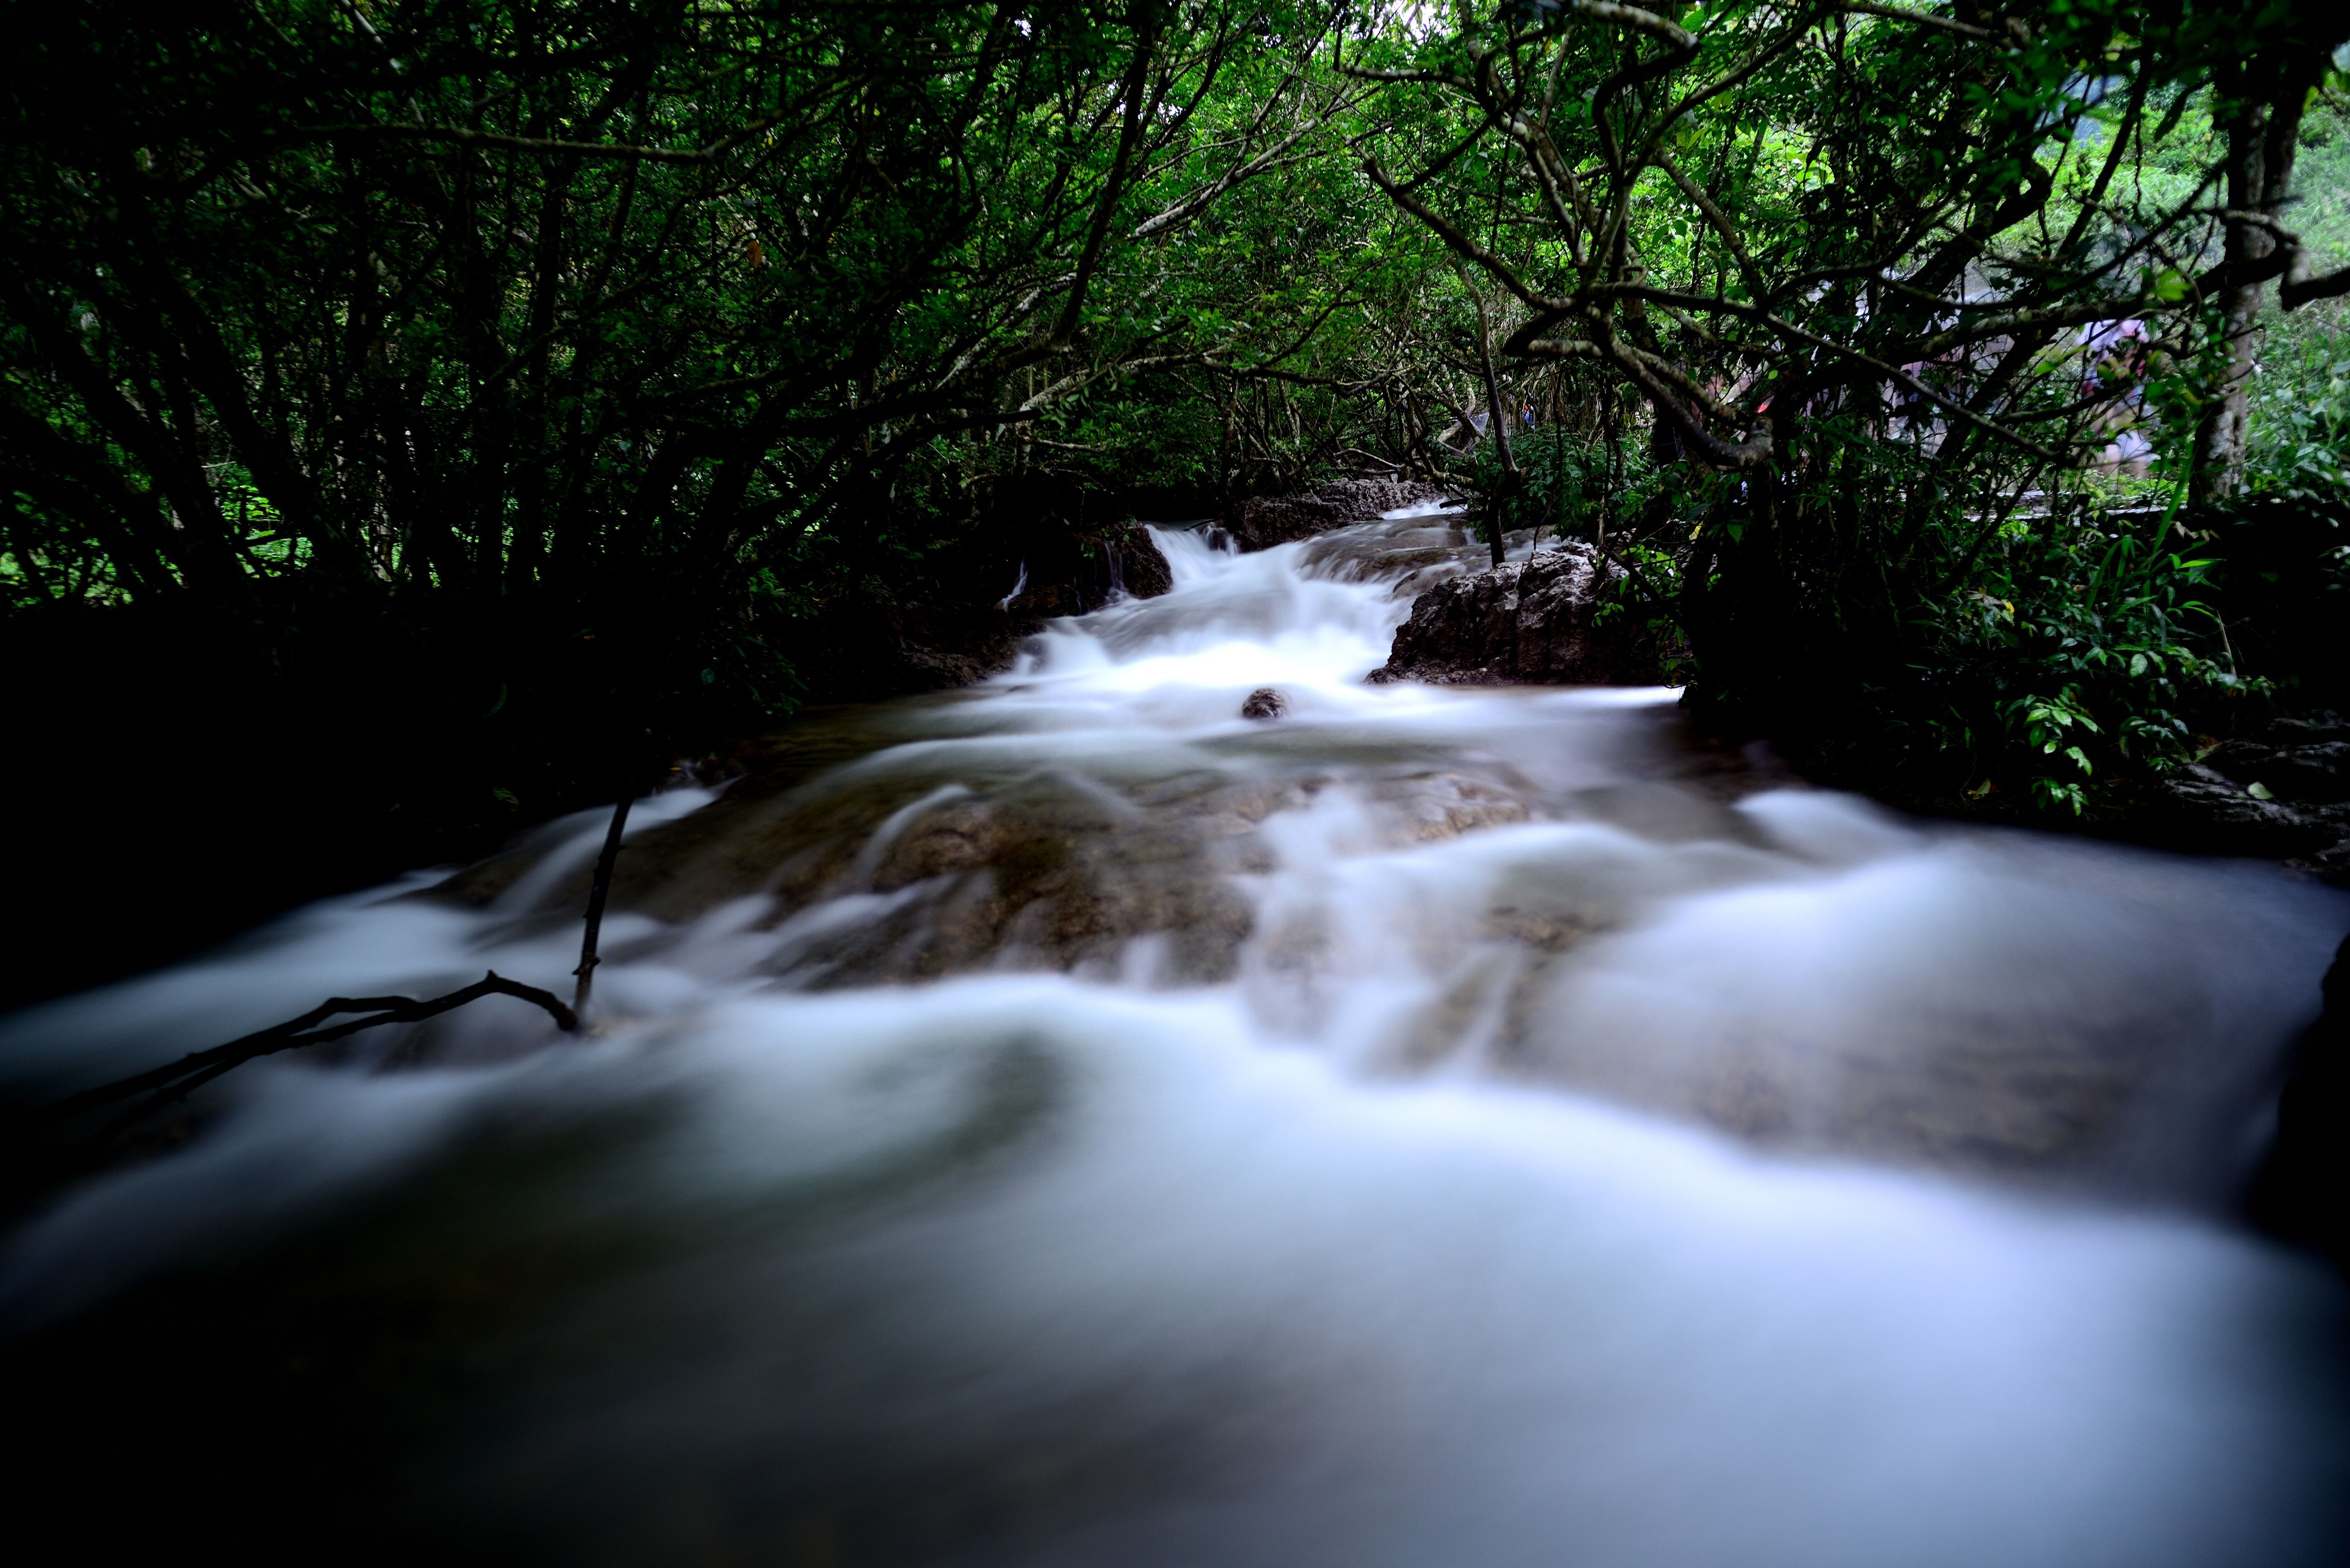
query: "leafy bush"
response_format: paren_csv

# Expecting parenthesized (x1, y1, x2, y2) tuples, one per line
(1591, 540, 1694, 684)
(1928, 494, 2260, 811)
(2246, 303, 2350, 506)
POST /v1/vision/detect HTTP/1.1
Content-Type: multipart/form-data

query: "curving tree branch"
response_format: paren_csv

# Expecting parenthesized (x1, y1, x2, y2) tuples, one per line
(31, 972, 579, 1139)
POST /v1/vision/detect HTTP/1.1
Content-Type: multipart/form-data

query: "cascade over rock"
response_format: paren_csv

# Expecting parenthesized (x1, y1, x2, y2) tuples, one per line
(1222, 477, 1447, 551)
(1369, 541, 1663, 687)
(792, 520, 1173, 702)
(999, 518, 1174, 616)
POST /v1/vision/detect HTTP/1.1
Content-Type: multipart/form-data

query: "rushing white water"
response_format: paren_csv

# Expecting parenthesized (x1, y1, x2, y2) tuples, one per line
(4, 513, 2347, 1565)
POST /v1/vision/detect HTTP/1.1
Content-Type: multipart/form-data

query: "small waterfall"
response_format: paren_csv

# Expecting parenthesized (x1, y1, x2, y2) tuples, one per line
(996, 558, 1029, 610)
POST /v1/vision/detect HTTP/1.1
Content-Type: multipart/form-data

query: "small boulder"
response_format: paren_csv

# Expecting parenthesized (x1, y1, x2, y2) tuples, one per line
(1240, 687, 1289, 720)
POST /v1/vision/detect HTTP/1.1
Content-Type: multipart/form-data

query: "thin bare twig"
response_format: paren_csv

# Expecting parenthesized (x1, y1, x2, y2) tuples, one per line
(298, 115, 783, 165)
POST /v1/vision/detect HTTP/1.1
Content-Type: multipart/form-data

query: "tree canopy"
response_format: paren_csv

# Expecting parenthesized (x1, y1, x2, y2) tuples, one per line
(3, 1, 2348, 995)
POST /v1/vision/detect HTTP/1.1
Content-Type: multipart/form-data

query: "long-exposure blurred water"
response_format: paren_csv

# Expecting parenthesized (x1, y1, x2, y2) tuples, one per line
(5, 510, 2347, 1565)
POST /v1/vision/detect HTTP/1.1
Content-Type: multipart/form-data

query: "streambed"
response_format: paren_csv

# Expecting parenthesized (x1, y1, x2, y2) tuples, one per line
(4, 512, 2346, 1565)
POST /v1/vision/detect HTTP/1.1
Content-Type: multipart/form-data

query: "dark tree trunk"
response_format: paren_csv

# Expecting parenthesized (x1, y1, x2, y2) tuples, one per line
(2192, 54, 2320, 505)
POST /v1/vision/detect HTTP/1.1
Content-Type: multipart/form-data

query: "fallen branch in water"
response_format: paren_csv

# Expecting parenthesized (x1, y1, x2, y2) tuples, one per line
(23, 788, 633, 1156)
(31, 972, 577, 1139)
(573, 790, 634, 1017)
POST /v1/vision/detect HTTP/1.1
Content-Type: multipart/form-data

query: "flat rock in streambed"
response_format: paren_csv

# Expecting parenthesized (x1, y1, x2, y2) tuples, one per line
(420, 729, 1620, 992)
(399, 696, 2337, 1202)
(1222, 478, 1447, 551)
(1368, 542, 1663, 687)
(2143, 712, 2350, 878)
(2202, 720, 2350, 806)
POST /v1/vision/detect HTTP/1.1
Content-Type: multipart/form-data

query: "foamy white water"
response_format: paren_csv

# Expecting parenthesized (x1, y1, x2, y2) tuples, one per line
(4, 516, 2345, 1564)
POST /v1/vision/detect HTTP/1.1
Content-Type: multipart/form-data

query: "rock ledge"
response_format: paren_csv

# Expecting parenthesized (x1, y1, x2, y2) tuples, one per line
(1369, 543, 1663, 687)
(1222, 478, 1447, 551)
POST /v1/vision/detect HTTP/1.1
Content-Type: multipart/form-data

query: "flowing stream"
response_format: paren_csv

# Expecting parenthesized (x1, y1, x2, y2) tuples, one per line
(5, 510, 2348, 1565)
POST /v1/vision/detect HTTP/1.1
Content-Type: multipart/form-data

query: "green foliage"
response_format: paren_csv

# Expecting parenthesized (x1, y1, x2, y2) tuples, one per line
(1, 0, 2346, 858)
(1919, 494, 2261, 806)
(2247, 303, 2350, 504)
(2012, 687, 2101, 815)
(1343, 0, 2350, 817)
(0, 1, 1431, 812)
(1594, 540, 1694, 684)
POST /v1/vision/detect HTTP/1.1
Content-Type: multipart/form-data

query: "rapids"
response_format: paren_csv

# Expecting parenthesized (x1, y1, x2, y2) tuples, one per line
(4, 510, 2347, 1565)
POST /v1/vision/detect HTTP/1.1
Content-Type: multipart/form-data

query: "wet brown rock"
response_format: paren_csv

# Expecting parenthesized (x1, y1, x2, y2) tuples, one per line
(1482, 903, 1606, 954)
(428, 747, 1295, 987)
(809, 780, 1258, 984)
(423, 729, 1571, 999)
(1368, 543, 1662, 687)
(1118, 526, 1174, 599)
(1240, 688, 1288, 720)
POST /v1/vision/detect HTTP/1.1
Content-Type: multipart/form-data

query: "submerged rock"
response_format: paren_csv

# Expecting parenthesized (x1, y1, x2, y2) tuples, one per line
(1240, 687, 1288, 720)
(1368, 542, 1663, 687)
(409, 520, 2339, 1203)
